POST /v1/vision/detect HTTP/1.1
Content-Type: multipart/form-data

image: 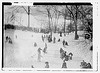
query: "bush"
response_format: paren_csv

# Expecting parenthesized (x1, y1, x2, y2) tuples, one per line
(4, 24, 15, 30)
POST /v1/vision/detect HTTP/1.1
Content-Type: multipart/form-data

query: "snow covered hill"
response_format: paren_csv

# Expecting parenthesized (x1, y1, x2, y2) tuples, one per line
(4, 29, 92, 68)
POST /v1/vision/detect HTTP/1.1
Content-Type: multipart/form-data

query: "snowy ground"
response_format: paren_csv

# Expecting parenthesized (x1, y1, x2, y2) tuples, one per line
(4, 29, 92, 68)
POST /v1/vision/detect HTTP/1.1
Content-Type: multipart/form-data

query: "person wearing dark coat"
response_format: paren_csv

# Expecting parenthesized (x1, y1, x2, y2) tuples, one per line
(63, 40, 65, 46)
(69, 52, 73, 60)
(65, 41, 68, 46)
(64, 55, 70, 62)
(53, 37, 56, 43)
(45, 62, 49, 68)
(58, 38, 60, 42)
(60, 32, 62, 37)
(62, 61, 67, 68)
(86, 63, 92, 68)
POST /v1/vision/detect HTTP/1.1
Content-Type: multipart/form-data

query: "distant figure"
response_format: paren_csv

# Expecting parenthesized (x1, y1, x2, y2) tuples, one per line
(62, 60, 67, 68)
(63, 40, 68, 47)
(58, 38, 60, 42)
(53, 37, 56, 43)
(48, 35, 52, 42)
(46, 35, 48, 39)
(42, 35, 44, 42)
(60, 32, 62, 37)
(43, 43, 47, 54)
(5, 36, 12, 44)
(65, 41, 68, 46)
(68, 52, 73, 60)
(37, 48, 42, 62)
(15, 35, 17, 39)
(63, 40, 65, 46)
(64, 33, 66, 36)
(31, 65, 34, 68)
(45, 62, 49, 68)
(34, 42, 37, 47)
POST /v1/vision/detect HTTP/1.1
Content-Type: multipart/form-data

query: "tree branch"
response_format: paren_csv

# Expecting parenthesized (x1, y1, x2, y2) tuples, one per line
(66, 5, 74, 19)
(21, 6, 28, 14)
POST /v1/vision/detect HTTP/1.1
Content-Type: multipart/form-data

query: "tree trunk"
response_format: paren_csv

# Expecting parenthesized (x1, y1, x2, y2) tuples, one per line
(74, 5, 79, 40)
(74, 19, 78, 40)
(28, 6, 30, 27)
(64, 16, 66, 33)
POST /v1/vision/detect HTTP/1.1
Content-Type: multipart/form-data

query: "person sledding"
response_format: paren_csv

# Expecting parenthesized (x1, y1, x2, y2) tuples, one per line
(80, 60, 92, 69)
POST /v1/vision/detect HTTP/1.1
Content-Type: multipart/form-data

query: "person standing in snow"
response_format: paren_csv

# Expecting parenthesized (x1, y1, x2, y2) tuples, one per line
(34, 42, 37, 47)
(42, 35, 44, 42)
(60, 48, 64, 59)
(31, 65, 34, 68)
(62, 60, 67, 68)
(53, 37, 56, 43)
(43, 43, 47, 54)
(68, 52, 73, 60)
(60, 32, 62, 37)
(45, 62, 49, 68)
(64, 54, 70, 62)
(63, 40, 65, 47)
(65, 41, 68, 46)
(37, 48, 42, 62)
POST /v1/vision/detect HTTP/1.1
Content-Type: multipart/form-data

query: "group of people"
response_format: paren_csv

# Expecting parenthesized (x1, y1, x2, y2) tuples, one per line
(80, 60, 92, 69)
(42, 34, 52, 43)
(60, 48, 73, 61)
(5, 36, 13, 44)
(59, 48, 73, 68)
